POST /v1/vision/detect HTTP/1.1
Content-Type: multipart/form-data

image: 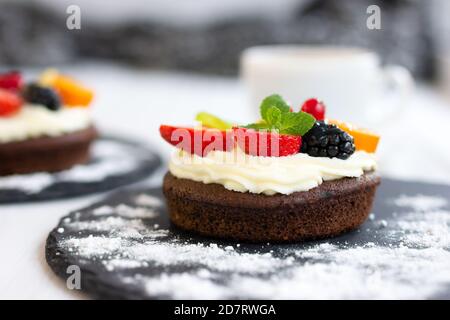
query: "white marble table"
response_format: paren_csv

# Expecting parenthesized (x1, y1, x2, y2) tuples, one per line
(1, 62, 449, 299)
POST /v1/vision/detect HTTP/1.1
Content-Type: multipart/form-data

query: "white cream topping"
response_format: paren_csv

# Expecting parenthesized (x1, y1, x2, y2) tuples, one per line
(0, 105, 92, 143)
(169, 148, 377, 195)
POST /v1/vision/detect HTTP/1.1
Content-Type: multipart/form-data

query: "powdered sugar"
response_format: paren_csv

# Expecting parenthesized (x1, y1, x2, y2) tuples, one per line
(62, 215, 165, 240)
(0, 174, 54, 194)
(114, 204, 158, 219)
(52, 191, 450, 299)
(141, 272, 230, 300)
(134, 194, 163, 207)
(63, 235, 123, 258)
(60, 234, 290, 273)
(93, 204, 158, 219)
(92, 206, 116, 216)
(392, 194, 448, 212)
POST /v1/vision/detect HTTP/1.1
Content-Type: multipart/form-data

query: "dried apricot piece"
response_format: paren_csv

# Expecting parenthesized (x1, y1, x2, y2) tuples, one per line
(39, 69, 93, 106)
(328, 119, 380, 153)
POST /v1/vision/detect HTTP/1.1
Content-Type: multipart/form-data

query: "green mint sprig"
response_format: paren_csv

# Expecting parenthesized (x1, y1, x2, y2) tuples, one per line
(244, 94, 315, 136)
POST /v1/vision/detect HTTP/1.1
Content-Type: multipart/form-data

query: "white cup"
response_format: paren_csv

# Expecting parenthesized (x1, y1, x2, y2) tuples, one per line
(240, 45, 413, 127)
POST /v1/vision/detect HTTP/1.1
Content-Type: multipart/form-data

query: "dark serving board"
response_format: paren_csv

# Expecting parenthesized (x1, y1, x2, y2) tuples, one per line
(0, 137, 161, 204)
(46, 178, 450, 299)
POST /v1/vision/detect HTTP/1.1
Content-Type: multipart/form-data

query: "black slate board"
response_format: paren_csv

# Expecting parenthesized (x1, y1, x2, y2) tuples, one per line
(0, 137, 161, 203)
(45, 178, 450, 299)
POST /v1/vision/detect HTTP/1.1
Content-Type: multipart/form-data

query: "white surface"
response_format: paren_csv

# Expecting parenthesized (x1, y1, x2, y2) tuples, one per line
(1, 62, 450, 299)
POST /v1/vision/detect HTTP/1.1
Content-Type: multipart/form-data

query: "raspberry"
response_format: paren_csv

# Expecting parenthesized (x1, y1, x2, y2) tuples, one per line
(300, 121, 355, 159)
(0, 71, 22, 91)
(301, 98, 325, 120)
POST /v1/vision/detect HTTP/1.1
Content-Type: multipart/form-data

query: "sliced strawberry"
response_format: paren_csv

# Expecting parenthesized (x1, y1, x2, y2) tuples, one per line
(0, 89, 23, 116)
(0, 71, 22, 91)
(234, 127, 301, 157)
(159, 125, 234, 156)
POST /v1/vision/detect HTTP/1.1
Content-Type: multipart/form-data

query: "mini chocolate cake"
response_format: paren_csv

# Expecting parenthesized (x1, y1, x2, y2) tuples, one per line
(159, 94, 381, 243)
(0, 126, 97, 176)
(163, 172, 380, 242)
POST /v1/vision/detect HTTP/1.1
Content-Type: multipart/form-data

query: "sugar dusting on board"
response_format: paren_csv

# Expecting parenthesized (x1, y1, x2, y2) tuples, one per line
(52, 192, 450, 299)
(392, 194, 448, 212)
(92, 204, 158, 219)
(0, 140, 146, 193)
(134, 194, 163, 207)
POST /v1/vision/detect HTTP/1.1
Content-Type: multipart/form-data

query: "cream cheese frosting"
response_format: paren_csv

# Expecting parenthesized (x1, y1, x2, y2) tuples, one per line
(169, 148, 377, 195)
(0, 105, 92, 143)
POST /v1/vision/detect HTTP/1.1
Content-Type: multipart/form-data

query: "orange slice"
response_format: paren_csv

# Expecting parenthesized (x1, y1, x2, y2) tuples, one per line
(328, 119, 380, 153)
(39, 69, 94, 107)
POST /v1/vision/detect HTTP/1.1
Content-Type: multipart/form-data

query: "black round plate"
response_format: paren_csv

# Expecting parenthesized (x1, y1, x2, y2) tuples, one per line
(0, 136, 161, 203)
(45, 179, 450, 299)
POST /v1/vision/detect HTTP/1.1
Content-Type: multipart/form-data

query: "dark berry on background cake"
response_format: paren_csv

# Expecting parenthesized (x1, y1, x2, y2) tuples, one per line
(0, 69, 97, 175)
(22, 83, 61, 111)
(159, 94, 380, 242)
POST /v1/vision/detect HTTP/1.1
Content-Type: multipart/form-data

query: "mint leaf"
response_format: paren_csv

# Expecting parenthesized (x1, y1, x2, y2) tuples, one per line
(243, 122, 272, 130)
(265, 106, 282, 128)
(260, 94, 290, 121)
(280, 111, 315, 136)
(241, 94, 316, 136)
(279, 112, 300, 130)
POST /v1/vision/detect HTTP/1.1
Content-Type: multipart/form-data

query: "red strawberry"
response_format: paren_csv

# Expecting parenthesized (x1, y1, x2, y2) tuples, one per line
(0, 71, 22, 91)
(301, 98, 325, 120)
(0, 89, 23, 116)
(234, 127, 301, 157)
(159, 125, 234, 156)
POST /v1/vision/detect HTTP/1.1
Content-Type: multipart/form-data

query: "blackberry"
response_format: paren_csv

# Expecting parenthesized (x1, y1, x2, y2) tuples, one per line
(22, 83, 61, 111)
(301, 121, 355, 159)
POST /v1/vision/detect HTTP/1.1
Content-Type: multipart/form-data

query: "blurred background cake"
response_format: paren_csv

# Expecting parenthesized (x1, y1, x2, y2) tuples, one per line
(0, 69, 96, 175)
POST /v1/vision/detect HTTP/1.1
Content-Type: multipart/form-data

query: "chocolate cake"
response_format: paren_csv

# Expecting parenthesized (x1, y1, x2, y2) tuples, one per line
(163, 172, 380, 242)
(0, 126, 97, 176)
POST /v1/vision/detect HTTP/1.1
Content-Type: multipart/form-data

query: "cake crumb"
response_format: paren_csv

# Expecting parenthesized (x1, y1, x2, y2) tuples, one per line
(377, 220, 388, 228)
